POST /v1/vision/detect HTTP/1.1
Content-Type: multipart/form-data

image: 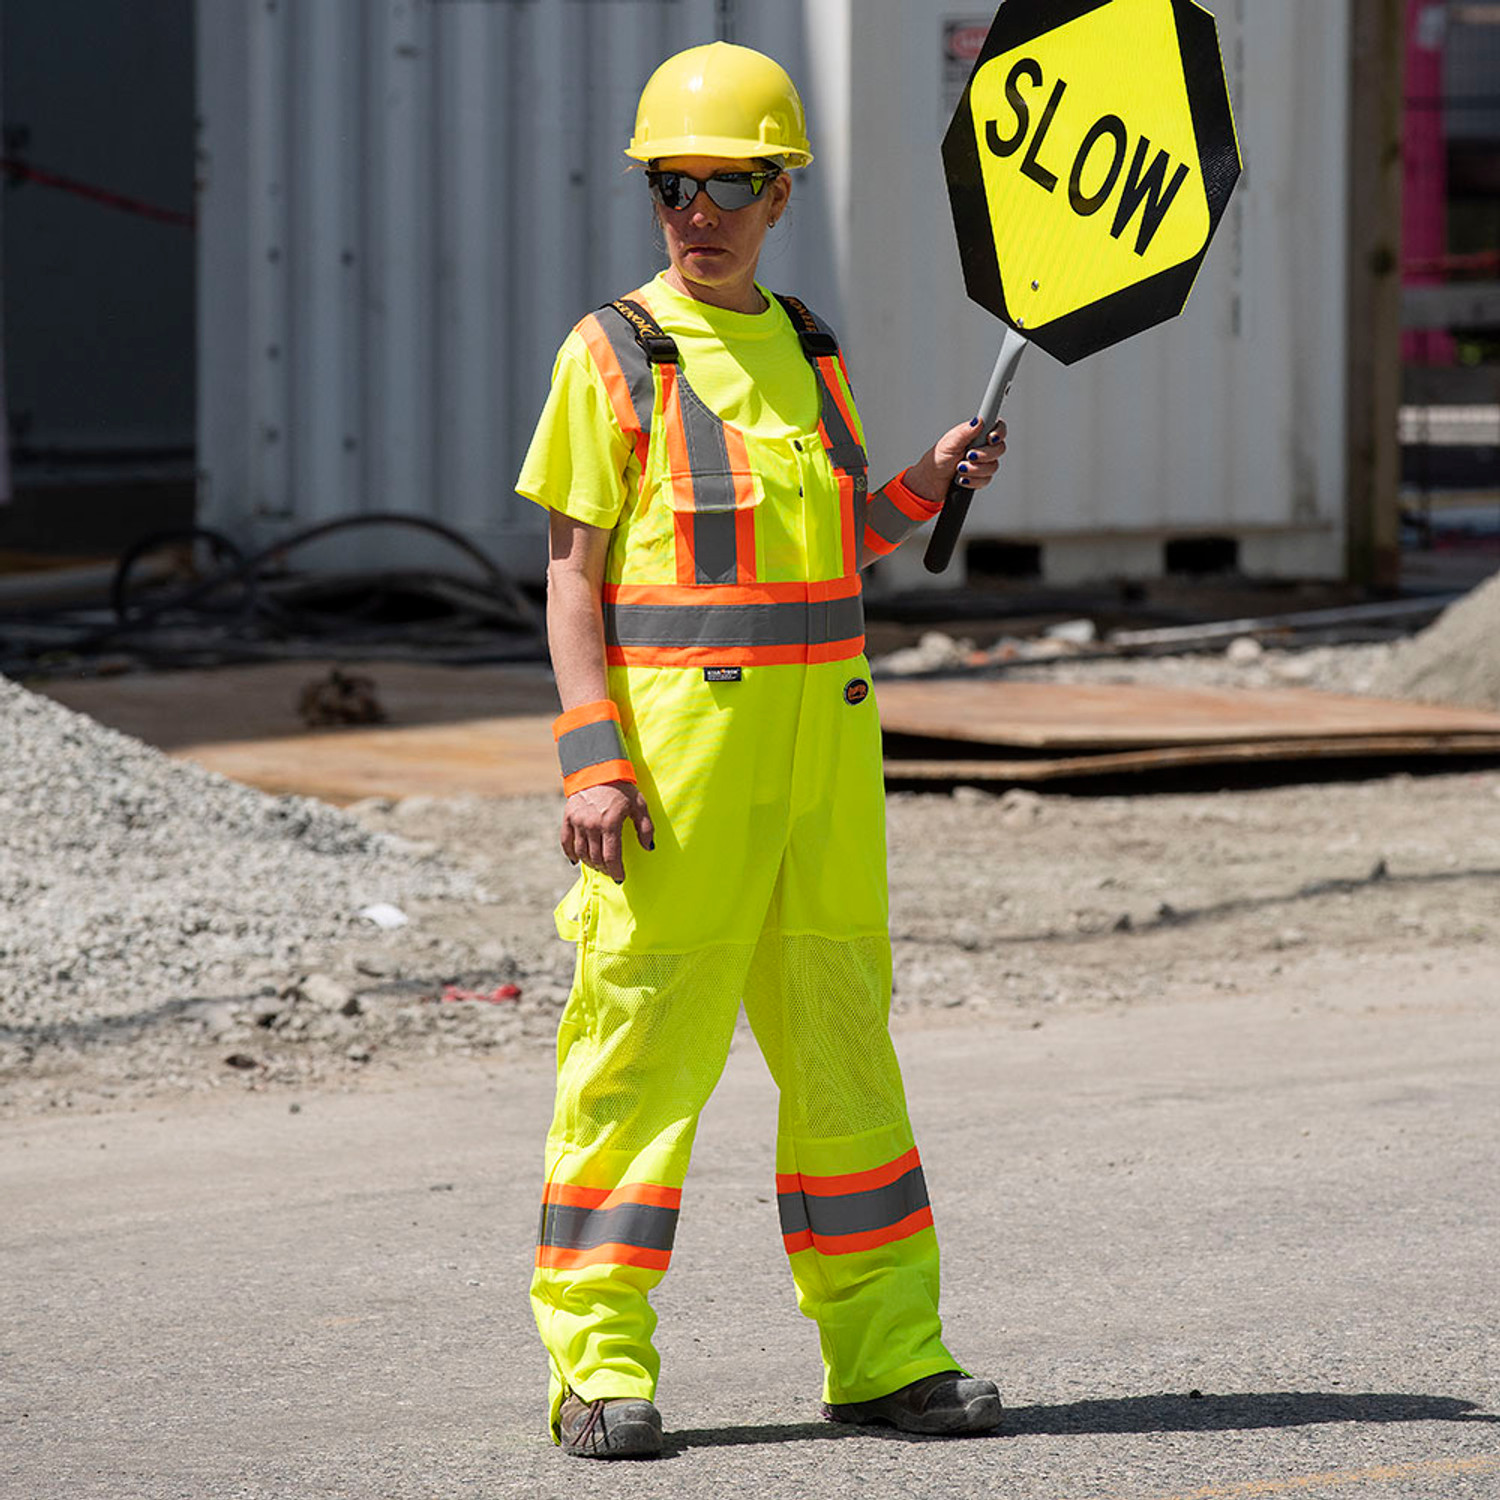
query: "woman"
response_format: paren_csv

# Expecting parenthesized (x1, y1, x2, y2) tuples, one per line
(516, 41, 1007, 1459)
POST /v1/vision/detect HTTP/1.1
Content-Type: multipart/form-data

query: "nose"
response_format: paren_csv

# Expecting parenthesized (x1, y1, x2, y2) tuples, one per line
(686, 186, 718, 224)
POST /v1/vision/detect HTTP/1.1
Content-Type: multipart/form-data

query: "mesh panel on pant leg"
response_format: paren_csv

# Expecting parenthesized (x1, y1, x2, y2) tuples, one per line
(744, 932, 908, 1138)
(560, 943, 755, 1156)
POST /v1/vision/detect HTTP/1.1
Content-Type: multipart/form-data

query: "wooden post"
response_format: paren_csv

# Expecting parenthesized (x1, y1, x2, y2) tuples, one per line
(1344, 0, 1406, 590)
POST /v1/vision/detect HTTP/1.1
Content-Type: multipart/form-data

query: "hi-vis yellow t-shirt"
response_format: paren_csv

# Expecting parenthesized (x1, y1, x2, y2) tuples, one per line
(515, 272, 849, 543)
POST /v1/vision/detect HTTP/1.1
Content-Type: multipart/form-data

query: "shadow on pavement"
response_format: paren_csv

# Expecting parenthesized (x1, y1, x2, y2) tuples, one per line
(1005, 1392, 1498, 1436)
(664, 1393, 1497, 1450)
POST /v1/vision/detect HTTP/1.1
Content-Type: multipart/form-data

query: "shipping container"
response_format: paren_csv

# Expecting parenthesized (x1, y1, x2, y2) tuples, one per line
(197, 0, 1353, 586)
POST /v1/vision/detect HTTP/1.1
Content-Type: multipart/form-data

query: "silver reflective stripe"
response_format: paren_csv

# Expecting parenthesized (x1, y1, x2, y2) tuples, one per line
(865, 490, 922, 548)
(815, 385, 866, 475)
(556, 719, 627, 779)
(777, 1191, 810, 1238)
(804, 336, 867, 478)
(802, 338, 867, 572)
(537, 1200, 679, 1254)
(605, 593, 864, 650)
(676, 380, 741, 585)
(593, 307, 656, 434)
(787, 1165, 930, 1241)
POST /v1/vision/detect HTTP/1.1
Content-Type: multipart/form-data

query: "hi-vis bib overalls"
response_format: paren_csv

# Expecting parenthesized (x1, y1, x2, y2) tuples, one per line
(523, 279, 956, 1437)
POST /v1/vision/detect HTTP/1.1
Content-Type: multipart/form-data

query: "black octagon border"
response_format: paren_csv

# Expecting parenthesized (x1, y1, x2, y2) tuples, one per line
(943, 0, 1242, 366)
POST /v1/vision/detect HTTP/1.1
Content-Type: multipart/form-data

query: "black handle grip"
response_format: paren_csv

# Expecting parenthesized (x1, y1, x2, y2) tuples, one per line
(923, 477, 975, 574)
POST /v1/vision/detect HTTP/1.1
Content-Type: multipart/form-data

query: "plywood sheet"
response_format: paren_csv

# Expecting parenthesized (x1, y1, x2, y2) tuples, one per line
(884, 733, 1500, 785)
(36, 659, 563, 804)
(35, 663, 1500, 805)
(875, 679, 1500, 751)
(177, 717, 560, 804)
(38, 659, 558, 749)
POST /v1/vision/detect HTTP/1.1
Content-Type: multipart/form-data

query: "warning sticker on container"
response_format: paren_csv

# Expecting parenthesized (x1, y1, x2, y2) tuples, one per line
(943, 17, 992, 129)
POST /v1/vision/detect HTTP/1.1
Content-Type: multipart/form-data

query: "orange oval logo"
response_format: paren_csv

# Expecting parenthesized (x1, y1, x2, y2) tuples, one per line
(844, 678, 870, 706)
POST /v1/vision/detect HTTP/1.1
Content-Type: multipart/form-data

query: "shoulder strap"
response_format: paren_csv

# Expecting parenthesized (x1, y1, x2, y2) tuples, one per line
(773, 292, 840, 360)
(607, 297, 680, 366)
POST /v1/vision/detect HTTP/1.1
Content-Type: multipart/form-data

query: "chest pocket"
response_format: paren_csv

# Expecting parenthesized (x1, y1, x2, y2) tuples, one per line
(653, 366, 764, 586)
(584, 293, 865, 591)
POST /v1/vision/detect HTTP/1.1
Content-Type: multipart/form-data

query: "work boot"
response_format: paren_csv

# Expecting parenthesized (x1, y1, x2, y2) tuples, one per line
(823, 1371, 1003, 1435)
(557, 1393, 663, 1459)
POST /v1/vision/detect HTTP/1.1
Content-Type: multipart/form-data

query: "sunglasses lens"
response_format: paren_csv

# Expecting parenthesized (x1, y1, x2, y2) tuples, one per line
(649, 172, 693, 210)
(703, 177, 761, 211)
(649, 168, 778, 212)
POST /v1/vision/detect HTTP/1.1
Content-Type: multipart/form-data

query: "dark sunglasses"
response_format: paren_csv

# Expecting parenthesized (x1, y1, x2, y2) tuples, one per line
(646, 166, 781, 213)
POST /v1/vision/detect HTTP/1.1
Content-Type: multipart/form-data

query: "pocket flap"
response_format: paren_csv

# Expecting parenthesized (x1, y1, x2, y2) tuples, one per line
(656, 462, 764, 515)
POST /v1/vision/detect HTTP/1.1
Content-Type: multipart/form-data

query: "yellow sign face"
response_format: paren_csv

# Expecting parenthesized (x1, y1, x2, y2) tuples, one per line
(966, 0, 1211, 333)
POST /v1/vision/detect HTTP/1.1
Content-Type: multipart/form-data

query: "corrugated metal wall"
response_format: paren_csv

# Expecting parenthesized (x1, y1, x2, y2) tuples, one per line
(198, 0, 1352, 584)
(197, 0, 849, 575)
(840, 0, 1350, 587)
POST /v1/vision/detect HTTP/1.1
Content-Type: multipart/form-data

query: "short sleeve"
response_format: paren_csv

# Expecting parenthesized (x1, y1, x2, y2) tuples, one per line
(515, 332, 637, 531)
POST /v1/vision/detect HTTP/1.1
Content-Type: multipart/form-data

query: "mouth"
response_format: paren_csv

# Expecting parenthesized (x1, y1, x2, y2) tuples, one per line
(684, 244, 725, 256)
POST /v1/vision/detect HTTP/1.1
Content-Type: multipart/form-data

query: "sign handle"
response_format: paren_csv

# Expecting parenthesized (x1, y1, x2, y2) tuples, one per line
(923, 325, 1029, 574)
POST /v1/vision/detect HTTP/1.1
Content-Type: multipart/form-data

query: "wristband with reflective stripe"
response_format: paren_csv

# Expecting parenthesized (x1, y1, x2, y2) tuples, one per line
(554, 700, 637, 797)
(863, 469, 943, 558)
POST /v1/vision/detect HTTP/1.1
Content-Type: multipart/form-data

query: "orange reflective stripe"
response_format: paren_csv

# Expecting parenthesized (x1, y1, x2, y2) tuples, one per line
(785, 1207, 936, 1258)
(603, 578, 860, 608)
(880, 471, 943, 523)
(561, 760, 638, 796)
(536, 1177, 680, 1271)
(552, 699, 621, 739)
(542, 1182, 682, 1212)
(816, 354, 861, 447)
(723, 424, 758, 584)
(840, 472, 858, 576)
(862, 472, 942, 561)
(607, 640, 864, 669)
(777, 1149, 932, 1258)
(534, 1243, 673, 1272)
(659, 367, 699, 586)
(554, 700, 633, 793)
(777, 1146, 923, 1199)
(577, 316, 643, 439)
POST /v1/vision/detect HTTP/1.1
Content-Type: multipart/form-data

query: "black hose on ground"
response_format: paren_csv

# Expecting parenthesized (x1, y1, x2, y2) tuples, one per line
(104, 512, 541, 643)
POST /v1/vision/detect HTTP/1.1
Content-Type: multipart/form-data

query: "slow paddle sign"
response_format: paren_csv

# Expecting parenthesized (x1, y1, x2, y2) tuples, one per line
(943, 0, 1241, 366)
(925, 0, 1241, 571)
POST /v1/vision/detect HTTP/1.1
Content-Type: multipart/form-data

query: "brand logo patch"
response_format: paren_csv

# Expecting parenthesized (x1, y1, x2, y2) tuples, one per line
(704, 667, 743, 683)
(844, 677, 870, 706)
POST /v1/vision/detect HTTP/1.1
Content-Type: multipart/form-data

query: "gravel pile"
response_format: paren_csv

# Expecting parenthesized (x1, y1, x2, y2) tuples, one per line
(0, 674, 486, 1045)
(873, 633, 1399, 698)
(1371, 569, 1500, 711)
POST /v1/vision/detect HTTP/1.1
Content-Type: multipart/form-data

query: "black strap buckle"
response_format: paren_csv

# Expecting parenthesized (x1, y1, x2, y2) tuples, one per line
(640, 334, 680, 364)
(797, 328, 840, 359)
(608, 298, 679, 365)
(773, 293, 840, 359)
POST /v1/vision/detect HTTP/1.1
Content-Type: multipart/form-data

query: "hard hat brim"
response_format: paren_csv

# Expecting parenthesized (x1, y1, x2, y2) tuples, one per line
(624, 135, 813, 169)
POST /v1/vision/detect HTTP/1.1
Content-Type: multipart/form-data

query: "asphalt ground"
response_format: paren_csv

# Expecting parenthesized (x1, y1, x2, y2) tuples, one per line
(2, 949, 1497, 1500)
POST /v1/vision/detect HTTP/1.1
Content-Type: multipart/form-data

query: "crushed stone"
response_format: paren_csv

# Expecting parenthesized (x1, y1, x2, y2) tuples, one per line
(1371, 569, 1500, 711)
(873, 635, 1399, 698)
(0, 674, 491, 1049)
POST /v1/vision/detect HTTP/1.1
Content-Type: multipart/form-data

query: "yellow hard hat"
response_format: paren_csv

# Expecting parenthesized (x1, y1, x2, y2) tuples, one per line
(626, 42, 813, 168)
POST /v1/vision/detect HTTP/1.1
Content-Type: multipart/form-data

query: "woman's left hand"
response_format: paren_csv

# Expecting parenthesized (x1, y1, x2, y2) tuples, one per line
(901, 418, 1008, 505)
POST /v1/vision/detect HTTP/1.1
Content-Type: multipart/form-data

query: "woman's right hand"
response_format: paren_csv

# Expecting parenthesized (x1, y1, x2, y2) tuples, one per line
(561, 781, 656, 883)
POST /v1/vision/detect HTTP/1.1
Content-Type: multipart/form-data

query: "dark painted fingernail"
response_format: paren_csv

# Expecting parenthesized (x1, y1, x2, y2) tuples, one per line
(645, 839, 655, 851)
(956, 476, 970, 487)
(613, 877, 625, 885)
(969, 417, 980, 427)
(989, 431, 1003, 444)
(957, 463, 969, 473)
